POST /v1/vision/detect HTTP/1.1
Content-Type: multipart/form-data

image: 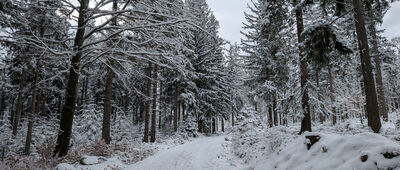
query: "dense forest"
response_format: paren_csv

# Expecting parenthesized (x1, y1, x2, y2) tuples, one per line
(0, 0, 400, 169)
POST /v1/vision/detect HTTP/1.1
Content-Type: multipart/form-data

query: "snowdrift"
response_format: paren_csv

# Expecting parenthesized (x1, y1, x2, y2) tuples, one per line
(255, 132, 400, 170)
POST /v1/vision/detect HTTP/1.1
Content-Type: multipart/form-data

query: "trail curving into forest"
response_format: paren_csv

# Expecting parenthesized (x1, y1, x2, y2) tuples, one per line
(124, 135, 244, 170)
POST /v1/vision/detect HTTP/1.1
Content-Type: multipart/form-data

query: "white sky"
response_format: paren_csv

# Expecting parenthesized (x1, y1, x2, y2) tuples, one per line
(207, 0, 400, 43)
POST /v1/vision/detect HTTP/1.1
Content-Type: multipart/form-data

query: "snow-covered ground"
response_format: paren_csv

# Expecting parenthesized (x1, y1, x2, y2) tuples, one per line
(254, 132, 400, 170)
(124, 135, 245, 170)
(56, 110, 400, 170)
(230, 108, 400, 170)
(56, 134, 247, 170)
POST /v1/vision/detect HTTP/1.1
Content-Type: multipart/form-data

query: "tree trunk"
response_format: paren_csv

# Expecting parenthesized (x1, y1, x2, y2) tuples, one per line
(102, 0, 118, 144)
(316, 71, 325, 123)
(177, 102, 181, 126)
(159, 81, 162, 129)
(143, 62, 152, 143)
(24, 60, 40, 155)
(174, 89, 178, 132)
(231, 112, 235, 127)
(124, 94, 128, 114)
(352, 0, 381, 133)
(295, 1, 312, 134)
(369, 22, 388, 121)
(182, 104, 185, 121)
(102, 65, 113, 144)
(273, 96, 278, 126)
(12, 70, 24, 137)
(221, 118, 224, 132)
(268, 107, 273, 128)
(216, 116, 218, 132)
(0, 87, 5, 120)
(54, 0, 89, 157)
(80, 73, 88, 109)
(212, 117, 216, 133)
(150, 64, 158, 143)
(328, 64, 337, 125)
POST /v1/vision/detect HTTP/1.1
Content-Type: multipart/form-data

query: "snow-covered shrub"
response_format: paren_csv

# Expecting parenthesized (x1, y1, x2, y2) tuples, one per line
(111, 112, 136, 142)
(30, 116, 59, 157)
(269, 132, 284, 152)
(3, 151, 56, 170)
(197, 115, 211, 134)
(0, 111, 12, 157)
(35, 137, 57, 164)
(113, 141, 154, 164)
(72, 104, 103, 145)
(396, 119, 400, 130)
(179, 116, 199, 138)
(231, 112, 268, 164)
(230, 105, 298, 165)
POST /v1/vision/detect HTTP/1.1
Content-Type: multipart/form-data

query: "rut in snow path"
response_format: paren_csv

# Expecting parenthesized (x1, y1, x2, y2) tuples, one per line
(124, 135, 243, 170)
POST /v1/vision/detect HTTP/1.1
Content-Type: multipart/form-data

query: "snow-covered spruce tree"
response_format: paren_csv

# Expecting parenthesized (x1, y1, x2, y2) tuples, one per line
(186, 0, 233, 133)
(291, 0, 313, 134)
(388, 37, 400, 110)
(225, 43, 246, 127)
(242, 0, 292, 127)
(298, 0, 356, 125)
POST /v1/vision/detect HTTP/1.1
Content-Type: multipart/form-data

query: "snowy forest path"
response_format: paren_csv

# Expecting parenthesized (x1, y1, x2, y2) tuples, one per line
(124, 135, 244, 170)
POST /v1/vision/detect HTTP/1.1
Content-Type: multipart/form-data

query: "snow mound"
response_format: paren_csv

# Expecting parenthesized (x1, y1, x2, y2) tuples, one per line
(254, 132, 400, 170)
(80, 155, 106, 165)
(56, 157, 126, 170)
(55, 163, 76, 170)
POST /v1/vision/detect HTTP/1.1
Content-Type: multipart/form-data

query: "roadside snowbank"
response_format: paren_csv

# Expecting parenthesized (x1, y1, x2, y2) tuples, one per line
(254, 132, 400, 170)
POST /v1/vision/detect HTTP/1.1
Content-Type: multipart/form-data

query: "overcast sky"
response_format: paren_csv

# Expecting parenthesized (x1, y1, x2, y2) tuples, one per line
(207, 0, 400, 43)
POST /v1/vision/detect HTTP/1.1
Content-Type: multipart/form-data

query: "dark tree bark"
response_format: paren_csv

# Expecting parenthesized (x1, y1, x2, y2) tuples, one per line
(182, 104, 185, 121)
(216, 116, 218, 132)
(12, 70, 24, 137)
(102, 65, 113, 144)
(143, 62, 152, 143)
(102, 0, 118, 144)
(295, 1, 312, 134)
(174, 88, 178, 132)
(212, 117, 216, 133)
(177, 101, 181, 126)
(352, 0, 381, 133)
(159, 81, 162, 129)
(268, 107, 273, 128)
(9, 99, 15, 126)
(231, 112, 235, 127)
(221, 118, 224, 132)
(124, 94, 128, 114)
(273, 96, 278, 126)
(150, 64, 158, 143)
(54, 0, 89, 157)
(24, 60, 40, 155)
(0, 90, 4, 120)
(369, 23, 388, 121)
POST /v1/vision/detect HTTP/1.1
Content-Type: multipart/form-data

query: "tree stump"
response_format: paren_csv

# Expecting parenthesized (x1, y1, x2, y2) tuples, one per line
(361, 154, 368, 162)
(305, 135, 320, 150)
